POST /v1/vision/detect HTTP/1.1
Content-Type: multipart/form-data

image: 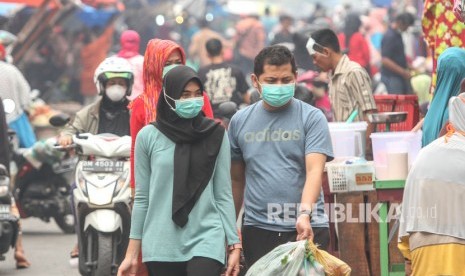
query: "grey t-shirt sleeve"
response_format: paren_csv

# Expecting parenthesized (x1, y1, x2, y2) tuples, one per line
(304, 110, 334, 161)
(228, 114, 243, 161)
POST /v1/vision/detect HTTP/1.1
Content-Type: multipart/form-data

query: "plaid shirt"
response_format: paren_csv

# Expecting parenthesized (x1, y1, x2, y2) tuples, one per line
(329, 55, 377, 122)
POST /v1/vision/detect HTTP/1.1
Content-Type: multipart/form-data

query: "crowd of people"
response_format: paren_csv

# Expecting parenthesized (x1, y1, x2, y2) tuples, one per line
(1, 0, 465, 275)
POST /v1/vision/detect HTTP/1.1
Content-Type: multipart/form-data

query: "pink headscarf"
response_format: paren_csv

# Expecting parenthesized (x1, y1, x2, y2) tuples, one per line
(0, 44, 5, 61)
(117, 30, 141, 59)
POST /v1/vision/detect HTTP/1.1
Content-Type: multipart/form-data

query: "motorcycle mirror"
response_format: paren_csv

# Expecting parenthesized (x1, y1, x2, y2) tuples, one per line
(49, 113, 71, 127)
(2, 99, 15, 114)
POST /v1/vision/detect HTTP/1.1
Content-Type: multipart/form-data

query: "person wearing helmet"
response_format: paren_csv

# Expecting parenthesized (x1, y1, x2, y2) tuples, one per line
(58, 56, 134, 146)
(57, 56, 133, 263)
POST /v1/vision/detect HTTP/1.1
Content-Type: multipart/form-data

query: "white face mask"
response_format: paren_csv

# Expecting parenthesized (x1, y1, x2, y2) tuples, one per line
(106, 85, 126, 102)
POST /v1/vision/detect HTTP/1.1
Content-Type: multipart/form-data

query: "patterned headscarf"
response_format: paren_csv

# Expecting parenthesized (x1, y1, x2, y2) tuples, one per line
(140, 39, 186, 124)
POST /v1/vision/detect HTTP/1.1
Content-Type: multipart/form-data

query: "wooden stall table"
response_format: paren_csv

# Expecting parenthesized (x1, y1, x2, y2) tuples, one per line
(375, 180, 405, 276)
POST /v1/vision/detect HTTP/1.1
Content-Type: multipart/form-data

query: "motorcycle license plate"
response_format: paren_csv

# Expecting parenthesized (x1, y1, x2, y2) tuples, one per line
(0, 204, 10, 215)
(82, 160, 124, 172)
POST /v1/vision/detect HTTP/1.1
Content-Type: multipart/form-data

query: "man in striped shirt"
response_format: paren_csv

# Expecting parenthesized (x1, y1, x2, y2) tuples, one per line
(309, 28, 377, 123)
(307, 28, 381, 274)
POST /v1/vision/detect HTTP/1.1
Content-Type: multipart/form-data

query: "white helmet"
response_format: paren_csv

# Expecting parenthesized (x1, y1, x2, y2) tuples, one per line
(94, 56, 134, 96)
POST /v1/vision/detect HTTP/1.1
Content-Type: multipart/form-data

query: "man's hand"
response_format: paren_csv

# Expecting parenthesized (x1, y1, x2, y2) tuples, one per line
(58, 135, 73, 147)
(402, 69, 412, 80)
(296, 214, 313, 241)
(404, 259, 412, 276)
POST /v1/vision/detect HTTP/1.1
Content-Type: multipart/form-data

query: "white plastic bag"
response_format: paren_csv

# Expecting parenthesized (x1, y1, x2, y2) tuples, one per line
(245, 241, 325, 276)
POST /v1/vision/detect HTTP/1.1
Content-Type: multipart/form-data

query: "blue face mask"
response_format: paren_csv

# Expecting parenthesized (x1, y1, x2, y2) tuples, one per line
(164, 92, 204, 119)
(163, 64, 181, 78)
(259, 82, 295, 107)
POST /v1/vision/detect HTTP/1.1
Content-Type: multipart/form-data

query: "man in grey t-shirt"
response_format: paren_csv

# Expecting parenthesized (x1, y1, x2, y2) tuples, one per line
(228, 45, 333, 268)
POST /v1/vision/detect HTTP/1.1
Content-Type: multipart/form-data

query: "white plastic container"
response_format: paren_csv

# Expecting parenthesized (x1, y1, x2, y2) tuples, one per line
(328, 129, 360, 159)
(370, 131, 422, 180)
(328, 122, 368, 158)
(326, 161, 375, 193)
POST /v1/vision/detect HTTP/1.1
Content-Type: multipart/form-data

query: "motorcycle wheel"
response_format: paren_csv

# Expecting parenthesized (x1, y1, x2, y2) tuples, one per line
(54, 201, 75, 234)
(93, 232, 114, 276)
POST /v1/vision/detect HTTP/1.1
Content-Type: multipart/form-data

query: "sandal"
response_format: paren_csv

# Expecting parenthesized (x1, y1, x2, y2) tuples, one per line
(70, 251, 79, 259)
(14, 251, 31, 269)
(69, 250, 79, 268)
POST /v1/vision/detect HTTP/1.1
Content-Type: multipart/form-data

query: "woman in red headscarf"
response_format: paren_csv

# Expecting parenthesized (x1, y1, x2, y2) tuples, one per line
(130, 39, 213, 194)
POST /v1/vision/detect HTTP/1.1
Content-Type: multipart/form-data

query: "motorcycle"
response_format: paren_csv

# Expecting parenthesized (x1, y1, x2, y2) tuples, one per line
(50, 113, 131, 276)
(0, 99, 19, 261)
(74, 133, 131, 276)
(0, 164, 18, 261)
(9, 111, 76, 234)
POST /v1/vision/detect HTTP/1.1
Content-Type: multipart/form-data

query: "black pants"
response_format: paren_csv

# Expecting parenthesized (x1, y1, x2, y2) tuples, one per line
(145, 257, 223, 276)
(241, 226, 330, 269)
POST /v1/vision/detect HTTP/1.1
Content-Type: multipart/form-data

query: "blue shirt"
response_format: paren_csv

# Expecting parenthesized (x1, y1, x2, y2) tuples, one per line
(228, 99, 333, 231)
(381, 27, 407, 78)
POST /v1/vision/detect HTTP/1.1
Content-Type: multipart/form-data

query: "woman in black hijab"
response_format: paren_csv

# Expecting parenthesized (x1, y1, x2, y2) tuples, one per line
(119, 65, 242, 276)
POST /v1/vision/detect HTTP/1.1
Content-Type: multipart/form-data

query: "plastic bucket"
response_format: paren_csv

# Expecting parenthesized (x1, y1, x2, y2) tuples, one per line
(329, 129, 359, 158)
(370, 131, 422, 180)
(328, 122, 368, 158)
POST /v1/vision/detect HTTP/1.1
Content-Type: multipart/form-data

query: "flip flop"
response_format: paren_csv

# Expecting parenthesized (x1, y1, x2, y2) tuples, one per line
(14, 252, 31, 269)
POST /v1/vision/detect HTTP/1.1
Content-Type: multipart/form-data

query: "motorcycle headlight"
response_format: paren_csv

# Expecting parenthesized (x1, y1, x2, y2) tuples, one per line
(0, 176, 10, 197)
(77, 170, 88, 196)
(114, 169, 129, 196)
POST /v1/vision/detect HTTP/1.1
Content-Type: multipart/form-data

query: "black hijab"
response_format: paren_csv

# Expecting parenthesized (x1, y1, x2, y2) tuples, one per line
(153, 65, 224, 227)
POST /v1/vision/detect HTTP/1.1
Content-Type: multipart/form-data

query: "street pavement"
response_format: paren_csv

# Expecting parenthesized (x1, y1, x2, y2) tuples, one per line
(0, 218, 80, 276)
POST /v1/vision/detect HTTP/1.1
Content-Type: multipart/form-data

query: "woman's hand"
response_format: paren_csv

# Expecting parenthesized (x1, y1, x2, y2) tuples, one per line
(224, 249, 241, 276)
(117, 239, 141, 276)
(117, 256, 139, 276)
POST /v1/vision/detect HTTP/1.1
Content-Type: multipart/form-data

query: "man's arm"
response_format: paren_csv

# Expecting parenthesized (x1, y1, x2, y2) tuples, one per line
(381, 57, 411, 80)
(296, 152, 327, 241)
(300, 153, 326, 212)
(231, 160, 246, 220)
(363, 109, 377, 160)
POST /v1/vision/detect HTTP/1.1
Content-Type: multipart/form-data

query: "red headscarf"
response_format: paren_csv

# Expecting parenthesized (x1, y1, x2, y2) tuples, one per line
(117, 30, 141, 59)
(0, 44, 5, 61)
(140, 39, 186, 124)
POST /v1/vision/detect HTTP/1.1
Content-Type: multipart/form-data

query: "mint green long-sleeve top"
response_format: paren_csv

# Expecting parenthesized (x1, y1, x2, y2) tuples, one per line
(130, 125, 240, 264)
